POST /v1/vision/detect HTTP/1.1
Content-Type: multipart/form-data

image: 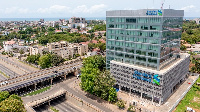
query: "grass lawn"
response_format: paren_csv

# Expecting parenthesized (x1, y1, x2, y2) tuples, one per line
(175, 78, 200, 112)
(23, 86, 51, 96)
(50, 106, 59, 112)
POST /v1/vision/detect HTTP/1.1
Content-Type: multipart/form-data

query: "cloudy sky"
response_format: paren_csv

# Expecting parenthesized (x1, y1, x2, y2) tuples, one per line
(0, 0, 199, 18)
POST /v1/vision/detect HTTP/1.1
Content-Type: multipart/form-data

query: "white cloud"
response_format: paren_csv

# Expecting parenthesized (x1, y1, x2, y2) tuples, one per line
(180, 5, 195, 12)
(4, 7, 29, 14)
(73, 4, 107, 13)
(37, 5, 70, 13)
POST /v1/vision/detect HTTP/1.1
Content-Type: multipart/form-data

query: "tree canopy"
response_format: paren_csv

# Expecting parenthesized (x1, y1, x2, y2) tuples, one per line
(0, 91, 25, 112)
(80, 55, 117, 102)
(38, 53, 65, 69)
(181, 21, 200, 44)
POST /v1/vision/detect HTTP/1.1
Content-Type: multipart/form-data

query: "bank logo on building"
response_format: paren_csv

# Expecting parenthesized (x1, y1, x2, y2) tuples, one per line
(153, 75, 160, 85)
(146, 10, 162, 16)
(158, 10, 162, 16)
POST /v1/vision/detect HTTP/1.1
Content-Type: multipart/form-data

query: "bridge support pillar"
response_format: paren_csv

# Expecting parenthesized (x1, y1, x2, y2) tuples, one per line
(50, 79, 53, 85)
(64, 74, 66, 80)
(74, 70, 78, 76)
(48, 101, 50, 106)
(34, 83, 37, 90)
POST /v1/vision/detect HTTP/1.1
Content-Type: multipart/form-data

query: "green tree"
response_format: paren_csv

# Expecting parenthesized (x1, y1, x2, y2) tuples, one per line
(48, 27, 55, 32)
(50, 54, 65, 66)
(0, 91, 9, 102)
(19, 49, 25, 55)
(180, 44, 186, 51)
(77, 26, 81, 31)
(80, 56, 117, 102)
(26, 54, 40, 64)
(0, 98, 25, 112)
(108, 87, 117, 103)
(116, 99, 125, 109)
(39, 54, 51, 69)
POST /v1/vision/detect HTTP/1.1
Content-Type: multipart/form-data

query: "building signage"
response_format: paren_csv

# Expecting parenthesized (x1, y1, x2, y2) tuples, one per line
(133, 70, 152, 83)
(133, 70, 160, 85)
(146, 10, 162, 16)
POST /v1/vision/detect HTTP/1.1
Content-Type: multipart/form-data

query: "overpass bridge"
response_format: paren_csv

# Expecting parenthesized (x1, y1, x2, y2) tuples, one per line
(0, 58, 82, 95)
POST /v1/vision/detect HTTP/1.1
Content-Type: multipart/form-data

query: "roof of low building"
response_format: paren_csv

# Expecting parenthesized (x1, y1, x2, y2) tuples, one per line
(5, 41, 16, 45)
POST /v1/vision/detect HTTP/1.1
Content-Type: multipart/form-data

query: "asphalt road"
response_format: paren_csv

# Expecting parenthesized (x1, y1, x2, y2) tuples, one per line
(0, 63, 19, 79)
(51, 100, 83, 112)
(22, 76, 113, 112)
(58, 78, 113, 112)
(0, 55, 33, 72)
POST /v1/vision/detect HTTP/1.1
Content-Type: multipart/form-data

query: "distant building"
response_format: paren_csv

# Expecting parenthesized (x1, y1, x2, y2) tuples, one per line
(69, 43, 88, 56)
(194, 18, 200, 24)
(94, 31, 106, 38)
(30, 41, 88, 59)
(29, 46, 39, 55)
(68, 17, 87, 29)
(47, 41, 68, 51)
(3, 41, 19, 52)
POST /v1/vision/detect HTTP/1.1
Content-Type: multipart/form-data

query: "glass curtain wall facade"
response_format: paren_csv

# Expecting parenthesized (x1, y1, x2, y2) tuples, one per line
(106, 10, 183, 70)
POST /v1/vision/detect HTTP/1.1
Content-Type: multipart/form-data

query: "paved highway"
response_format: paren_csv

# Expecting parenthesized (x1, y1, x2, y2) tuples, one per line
(51, 101, 83, 112)
(0, 55, 34, 72)
(0, 63, 19, 79)
(22, 76, 113, 112)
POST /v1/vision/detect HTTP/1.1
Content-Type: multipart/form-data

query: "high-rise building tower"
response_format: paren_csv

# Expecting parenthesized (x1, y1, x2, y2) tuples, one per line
(106, 9, 190, 105)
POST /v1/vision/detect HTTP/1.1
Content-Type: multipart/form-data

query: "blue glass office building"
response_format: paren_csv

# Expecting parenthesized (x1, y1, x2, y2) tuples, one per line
(106, 9, 190, 105)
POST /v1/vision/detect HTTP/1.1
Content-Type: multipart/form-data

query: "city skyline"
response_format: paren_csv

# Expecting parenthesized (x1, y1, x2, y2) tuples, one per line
(0, 0, 199, 18)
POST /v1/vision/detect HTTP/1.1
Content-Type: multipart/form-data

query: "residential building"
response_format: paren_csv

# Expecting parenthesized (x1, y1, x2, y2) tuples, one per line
(106, 9, 190, 105)
(30, 41, 88, 58)
(47, 41, 68, 51)
(68, 17, 87, 29)
(29, 46, 39, 55)
(3, 40, 19, 52)
(194, 18, 200, 25)
(69, 43, 88, 56)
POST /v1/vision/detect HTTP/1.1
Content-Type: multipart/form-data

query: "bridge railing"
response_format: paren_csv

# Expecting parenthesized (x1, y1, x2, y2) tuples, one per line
(0, 59, 82, 88)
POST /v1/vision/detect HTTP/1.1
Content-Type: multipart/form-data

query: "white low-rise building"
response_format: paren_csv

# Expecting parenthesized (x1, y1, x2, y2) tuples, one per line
(3, 41, 19, 52)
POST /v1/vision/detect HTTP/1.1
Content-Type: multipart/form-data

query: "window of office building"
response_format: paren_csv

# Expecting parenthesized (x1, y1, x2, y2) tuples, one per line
(126, 24, 136, 29)
(116, 24, 125, 29)
(126, 31, 135, 36)
(148, 58, 157, 64)
(126, 18, 137, 23)
(116, 36, 124, 40)
(149, 32, 160, 38)
(148, 45, 159, 51)
(138, 18, 148, 23)
(107, 18, 115, 22)
(148, 52, 158, 57)
(149, 39, 159, 44)
(108, 29, 115, 34)
(149, 18, 161, 23)
(116, 30, 124, 35)
(116, 18, 125, 22)
(150, 25, 160, 30)
(115, 41, 124, 47)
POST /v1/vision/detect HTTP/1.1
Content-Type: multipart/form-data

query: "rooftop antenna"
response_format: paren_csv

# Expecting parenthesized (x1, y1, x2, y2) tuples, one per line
(169, 5, 170, 9)
(161, 0, 165, 9)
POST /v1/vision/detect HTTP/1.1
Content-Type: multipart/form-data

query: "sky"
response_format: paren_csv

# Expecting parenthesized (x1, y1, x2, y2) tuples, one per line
(0, 0, 199, 18)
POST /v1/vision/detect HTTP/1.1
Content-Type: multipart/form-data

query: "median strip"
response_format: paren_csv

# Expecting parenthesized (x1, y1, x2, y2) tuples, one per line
(23, 86, 51, 96)
(0, 70, 10, 78)
(50, 106, 59, 112)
